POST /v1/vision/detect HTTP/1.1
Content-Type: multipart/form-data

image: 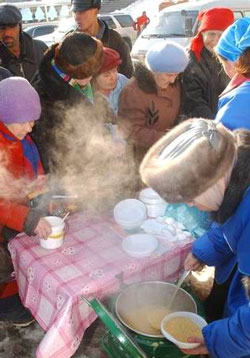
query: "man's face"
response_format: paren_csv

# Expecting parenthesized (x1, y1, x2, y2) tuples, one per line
(74, 8, 98, 32)
(0, 23, 20, 48)
(6, 121, 35, 140)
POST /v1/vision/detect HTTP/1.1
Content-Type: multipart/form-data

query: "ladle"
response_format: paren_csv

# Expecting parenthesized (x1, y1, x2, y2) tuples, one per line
(167, 270, 191, 311)
(147, 270, 190, 332)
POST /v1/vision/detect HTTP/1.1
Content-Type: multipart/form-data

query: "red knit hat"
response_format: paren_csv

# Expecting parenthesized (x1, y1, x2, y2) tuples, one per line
(99, 47, 122, 74)
(191, 7, 234, 61)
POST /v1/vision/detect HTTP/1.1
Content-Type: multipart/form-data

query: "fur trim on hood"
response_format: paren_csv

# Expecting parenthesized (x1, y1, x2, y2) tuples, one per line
(212, 129, 250, 224)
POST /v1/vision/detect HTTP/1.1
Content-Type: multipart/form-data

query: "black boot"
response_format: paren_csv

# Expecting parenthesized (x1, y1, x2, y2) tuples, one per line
(0, 294, 34, 327)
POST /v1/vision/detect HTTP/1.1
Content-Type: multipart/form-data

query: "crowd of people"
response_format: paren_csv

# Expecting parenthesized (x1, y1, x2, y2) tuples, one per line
(1, 0, 250, 356)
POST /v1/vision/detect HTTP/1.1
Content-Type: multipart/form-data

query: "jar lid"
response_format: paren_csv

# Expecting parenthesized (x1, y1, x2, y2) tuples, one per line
(139, 188, 166, 205)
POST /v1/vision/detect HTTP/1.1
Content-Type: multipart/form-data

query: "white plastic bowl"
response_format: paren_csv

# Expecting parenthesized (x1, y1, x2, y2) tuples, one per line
(40, 216, 65, 250)
(113, 199, 147, 230)
(139, 188, 166, 218)
(122, 233, 158, 258)
(161, 311, 207, 349)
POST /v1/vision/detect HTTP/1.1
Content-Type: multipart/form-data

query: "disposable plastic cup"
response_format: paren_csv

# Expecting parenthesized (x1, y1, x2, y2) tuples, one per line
(39, 216, 65, 250)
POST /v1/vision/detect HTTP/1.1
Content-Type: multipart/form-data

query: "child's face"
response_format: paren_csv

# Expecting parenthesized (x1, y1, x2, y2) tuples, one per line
(5, 121, 35, 140)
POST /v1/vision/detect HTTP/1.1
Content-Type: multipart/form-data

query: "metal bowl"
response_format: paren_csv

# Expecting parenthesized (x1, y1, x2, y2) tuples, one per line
(115, 281, 197, 338)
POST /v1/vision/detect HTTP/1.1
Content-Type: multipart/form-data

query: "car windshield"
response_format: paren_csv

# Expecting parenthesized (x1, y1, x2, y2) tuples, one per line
(57, 17, 77, 33)
(142, 10, 198, 38)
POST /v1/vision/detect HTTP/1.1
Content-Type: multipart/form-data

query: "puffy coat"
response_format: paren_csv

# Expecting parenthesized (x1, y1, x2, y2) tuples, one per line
(192, 130, 250, 358)
(215, 74, 250, 130)
(0, 31, 47, 82)
(118, 63, 182, 163)
(0, 121, 44, 298)
(182, 48, 229, 119)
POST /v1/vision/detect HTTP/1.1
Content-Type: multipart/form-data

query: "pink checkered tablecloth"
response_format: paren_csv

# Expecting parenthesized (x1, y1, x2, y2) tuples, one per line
(9, 212, 192, 358)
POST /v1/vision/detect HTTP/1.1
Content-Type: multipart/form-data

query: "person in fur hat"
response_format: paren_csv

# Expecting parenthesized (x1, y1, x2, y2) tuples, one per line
(182, 7, 234, 119)
(215, 17, 250, 130)
(31, 31, 104, 173)
(140, 118, 250, 358)
(118, 41, 189, 165)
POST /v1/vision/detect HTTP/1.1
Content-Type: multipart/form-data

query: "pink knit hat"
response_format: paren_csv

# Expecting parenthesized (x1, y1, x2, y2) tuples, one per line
(0, 77, 41, 124)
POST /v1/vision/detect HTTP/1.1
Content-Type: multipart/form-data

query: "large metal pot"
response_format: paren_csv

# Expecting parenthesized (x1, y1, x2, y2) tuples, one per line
(115, 281, 197, 338)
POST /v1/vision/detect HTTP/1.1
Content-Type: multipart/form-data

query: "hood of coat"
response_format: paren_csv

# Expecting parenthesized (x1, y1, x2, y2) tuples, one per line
(34, 45, 84, 103)
(212, 129, 250, 224)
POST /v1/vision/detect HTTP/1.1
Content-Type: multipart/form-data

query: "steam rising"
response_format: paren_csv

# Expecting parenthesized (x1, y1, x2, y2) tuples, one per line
(48, 98, 138, 213)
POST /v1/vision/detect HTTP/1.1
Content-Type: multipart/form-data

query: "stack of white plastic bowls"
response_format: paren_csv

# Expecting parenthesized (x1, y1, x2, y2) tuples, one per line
(139, 188, 167, 218)
(113, 199, 147, 231)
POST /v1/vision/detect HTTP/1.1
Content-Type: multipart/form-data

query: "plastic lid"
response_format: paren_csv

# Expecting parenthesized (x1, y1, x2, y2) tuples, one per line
(122, 234, 158, 258)
(84, 298, 147, 358)
(139, 188, 166, 204)
(113, 199, 147, 225)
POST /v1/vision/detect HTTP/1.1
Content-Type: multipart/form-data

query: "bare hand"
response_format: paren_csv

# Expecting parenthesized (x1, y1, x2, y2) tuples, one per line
(180, 336, 209, 355)
(184, 253, 204, 271)
(34, 218, 52, 239)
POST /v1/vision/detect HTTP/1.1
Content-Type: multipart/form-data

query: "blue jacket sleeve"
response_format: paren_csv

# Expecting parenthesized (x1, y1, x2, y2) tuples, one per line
(192, 225, 234, 266)
(203, 304, 250, 358)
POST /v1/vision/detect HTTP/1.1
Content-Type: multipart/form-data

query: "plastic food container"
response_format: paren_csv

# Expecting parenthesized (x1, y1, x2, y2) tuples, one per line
(113, 199, 147, 231)
(122, 233, 158, 258)
(139, 188, 166, 218)
(39, 216, 65, 250)
(161, 311, 207, 349)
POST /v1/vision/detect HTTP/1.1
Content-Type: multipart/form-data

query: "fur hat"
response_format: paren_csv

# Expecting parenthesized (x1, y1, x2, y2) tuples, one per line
(54, 32, 103, 79)
(140, 119, 236, 203)
(98, 47, 122, 74)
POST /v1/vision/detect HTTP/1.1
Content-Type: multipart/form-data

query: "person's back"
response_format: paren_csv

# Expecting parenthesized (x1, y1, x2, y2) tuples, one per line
(0, 5, 47, 82)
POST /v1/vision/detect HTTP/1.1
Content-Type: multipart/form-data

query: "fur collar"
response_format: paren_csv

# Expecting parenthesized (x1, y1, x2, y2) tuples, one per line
(134, 63, 158, 94)
(134, 63, 181, 95)
(212, 130, 250, 224)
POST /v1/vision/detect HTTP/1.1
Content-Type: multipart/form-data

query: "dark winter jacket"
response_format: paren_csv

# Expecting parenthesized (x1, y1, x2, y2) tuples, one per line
(0, 31, 47, 82)
(118, 64, 182, 163)
(182, 48, 229, 119)
(0, 66, 11, 81)
(31, 45, 91, 172)
(98, 20, 133, 78)
(192, 130, 250, 358)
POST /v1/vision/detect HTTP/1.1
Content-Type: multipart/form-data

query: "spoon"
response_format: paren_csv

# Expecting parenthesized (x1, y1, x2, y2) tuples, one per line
(62, 212, 70, 222)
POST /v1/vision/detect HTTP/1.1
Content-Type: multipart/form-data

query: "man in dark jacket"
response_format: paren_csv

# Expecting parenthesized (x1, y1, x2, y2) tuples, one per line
(0, 4, 47, 82)
(0, 66, 11, 81)
(71, 0, 133, 78)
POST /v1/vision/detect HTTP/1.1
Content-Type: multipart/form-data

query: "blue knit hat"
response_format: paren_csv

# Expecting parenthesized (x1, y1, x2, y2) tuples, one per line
(216, 17, 250, 62)
(145, 41, 189, 73)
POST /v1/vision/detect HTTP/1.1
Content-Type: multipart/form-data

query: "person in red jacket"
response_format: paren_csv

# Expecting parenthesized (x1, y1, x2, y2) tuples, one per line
(0, 77, 51, 326)
(135, 11, 150, 37)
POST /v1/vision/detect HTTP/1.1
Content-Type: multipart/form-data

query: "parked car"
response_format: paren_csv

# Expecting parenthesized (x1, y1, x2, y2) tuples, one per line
(131, 0, 250, 63)
(35, 13, 136, 50)
(24, 23, 58, 38)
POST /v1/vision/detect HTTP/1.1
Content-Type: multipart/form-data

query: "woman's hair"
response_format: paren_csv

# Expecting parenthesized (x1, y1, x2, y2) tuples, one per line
(235, 48, 250, 78)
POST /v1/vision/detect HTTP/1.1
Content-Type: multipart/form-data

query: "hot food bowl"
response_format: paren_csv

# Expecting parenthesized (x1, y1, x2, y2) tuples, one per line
(115, 281, 197, 338)
(161, 311, 207, 349)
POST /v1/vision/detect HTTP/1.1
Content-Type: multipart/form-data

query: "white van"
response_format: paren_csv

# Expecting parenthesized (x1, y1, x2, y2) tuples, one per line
(131, 0, 250, 63)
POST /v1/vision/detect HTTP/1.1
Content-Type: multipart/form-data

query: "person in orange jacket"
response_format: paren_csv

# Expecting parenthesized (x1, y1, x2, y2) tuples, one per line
(135, 11, 150, 37)
(0, 77, 51, 327)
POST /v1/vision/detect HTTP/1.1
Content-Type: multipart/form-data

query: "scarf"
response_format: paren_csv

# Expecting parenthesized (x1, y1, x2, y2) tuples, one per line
(51, 59, 94, 103)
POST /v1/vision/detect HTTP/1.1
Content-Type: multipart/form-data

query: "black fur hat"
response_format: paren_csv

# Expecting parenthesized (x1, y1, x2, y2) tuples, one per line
(54, 32, 103, 79)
